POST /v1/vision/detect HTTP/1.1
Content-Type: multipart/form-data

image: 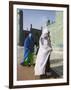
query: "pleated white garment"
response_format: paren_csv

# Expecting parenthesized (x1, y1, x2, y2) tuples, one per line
(34, 31, 52, 75)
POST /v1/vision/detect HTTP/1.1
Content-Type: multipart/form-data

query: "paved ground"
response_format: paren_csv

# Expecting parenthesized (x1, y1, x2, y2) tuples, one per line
(17, 46, 63, 80)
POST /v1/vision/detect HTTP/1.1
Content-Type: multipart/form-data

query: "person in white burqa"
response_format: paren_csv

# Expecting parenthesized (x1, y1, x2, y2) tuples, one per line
(34, 26, 52, 78)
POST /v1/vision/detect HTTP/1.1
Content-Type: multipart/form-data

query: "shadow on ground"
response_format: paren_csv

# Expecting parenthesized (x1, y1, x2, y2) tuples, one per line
(17, 64, 63, 80)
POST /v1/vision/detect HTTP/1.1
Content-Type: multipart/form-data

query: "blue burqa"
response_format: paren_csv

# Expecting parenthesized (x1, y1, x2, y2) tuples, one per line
(21, 33, 34, 65)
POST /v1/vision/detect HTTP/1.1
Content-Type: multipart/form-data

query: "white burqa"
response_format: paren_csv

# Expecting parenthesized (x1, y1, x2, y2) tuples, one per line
(34, 27, 52, 75)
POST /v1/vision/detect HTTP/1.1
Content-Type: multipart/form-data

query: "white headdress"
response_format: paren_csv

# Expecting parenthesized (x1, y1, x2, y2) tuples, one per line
(42, 26, 49, 35)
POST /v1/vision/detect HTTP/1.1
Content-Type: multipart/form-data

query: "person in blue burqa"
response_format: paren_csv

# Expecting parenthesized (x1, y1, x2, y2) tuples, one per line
(21, 33, 34, 66)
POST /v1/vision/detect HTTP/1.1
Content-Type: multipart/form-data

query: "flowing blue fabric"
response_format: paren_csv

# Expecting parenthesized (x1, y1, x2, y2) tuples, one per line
(21, 33, 34, 65)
